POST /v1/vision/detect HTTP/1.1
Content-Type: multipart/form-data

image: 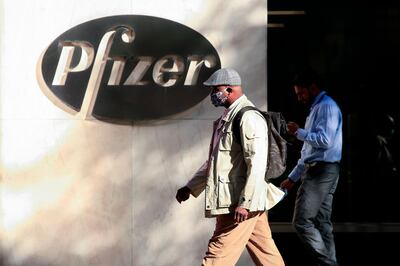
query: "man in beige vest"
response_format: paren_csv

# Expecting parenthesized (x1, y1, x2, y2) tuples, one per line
(176, 68, 285, 266)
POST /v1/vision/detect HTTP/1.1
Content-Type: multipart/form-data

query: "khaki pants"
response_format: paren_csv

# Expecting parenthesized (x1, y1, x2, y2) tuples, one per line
(202, 211, 285, 266)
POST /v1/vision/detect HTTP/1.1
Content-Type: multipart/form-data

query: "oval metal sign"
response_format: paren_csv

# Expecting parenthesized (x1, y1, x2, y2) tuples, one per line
(37, 15, 221, 121)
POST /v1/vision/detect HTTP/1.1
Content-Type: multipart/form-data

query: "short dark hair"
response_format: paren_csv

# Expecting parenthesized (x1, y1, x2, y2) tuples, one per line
(293, 68, 323, 88)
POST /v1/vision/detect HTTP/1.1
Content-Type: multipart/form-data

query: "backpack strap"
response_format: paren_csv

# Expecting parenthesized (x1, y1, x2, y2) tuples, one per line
(232, 106, 260, 146)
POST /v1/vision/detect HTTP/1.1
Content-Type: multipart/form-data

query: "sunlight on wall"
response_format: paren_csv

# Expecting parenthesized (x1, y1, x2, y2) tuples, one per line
(1, 190, 33, 230)
(0, 121, 73, 170)
(1, 175, 73, 231)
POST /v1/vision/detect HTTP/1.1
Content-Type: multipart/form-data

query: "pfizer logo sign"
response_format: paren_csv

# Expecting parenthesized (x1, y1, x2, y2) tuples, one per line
(37, 15, 221, 121)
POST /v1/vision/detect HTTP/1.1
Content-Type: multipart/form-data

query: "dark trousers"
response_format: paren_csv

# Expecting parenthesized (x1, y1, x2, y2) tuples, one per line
(293, 162, 340, 266)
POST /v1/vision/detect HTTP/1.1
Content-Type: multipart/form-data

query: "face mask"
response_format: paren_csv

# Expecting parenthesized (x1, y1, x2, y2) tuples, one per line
(210, 90, 228, 107)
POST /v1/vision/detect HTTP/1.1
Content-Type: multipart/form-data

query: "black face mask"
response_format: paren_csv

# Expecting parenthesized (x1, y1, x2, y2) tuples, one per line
(210, 90, 228, 107)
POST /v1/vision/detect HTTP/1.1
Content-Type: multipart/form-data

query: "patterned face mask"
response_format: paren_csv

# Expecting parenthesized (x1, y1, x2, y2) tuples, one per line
(210, 90, 228, 107)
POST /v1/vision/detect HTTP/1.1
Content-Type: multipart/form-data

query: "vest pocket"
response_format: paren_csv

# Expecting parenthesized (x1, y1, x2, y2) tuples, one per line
(217, 176, 233, 207)
(219, 130, 242, 151)
(217, 175, 244, 208)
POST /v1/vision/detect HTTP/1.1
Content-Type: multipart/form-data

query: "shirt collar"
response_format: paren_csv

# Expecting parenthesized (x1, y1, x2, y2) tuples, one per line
(228, 95, 244, 110)
(311, 90, 326, 110)
(222, 95, 246, 122)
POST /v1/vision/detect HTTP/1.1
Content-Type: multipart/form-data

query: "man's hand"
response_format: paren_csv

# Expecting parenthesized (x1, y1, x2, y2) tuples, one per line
(176, 186, 191, 203)
(234, 207, 249, 223)
(280, 178, 295, 191)
(287, 121, 299, 135)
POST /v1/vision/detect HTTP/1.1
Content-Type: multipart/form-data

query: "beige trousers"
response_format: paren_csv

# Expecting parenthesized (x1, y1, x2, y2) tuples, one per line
(202, 211, 284, 266)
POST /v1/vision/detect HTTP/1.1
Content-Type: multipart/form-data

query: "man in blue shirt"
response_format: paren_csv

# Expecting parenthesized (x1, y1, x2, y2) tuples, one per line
(280, 69, 342, 266)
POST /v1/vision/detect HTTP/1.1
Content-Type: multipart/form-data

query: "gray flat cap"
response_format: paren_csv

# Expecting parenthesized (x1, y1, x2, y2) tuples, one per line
(203, 68, 241, 86)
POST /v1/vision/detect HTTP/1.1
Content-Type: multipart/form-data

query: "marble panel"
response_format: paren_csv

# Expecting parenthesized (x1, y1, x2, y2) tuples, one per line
(1, 0, 268, 265)
(131, 119, 212, 266)
(1, 119, 134, 266)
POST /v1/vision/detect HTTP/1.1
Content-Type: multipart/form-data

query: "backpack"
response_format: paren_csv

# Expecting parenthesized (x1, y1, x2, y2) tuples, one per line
(232, 106, 288, 180)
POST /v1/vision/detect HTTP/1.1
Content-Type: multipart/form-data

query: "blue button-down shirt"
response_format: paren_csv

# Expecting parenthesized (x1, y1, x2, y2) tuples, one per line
(288, 91, 342, 182)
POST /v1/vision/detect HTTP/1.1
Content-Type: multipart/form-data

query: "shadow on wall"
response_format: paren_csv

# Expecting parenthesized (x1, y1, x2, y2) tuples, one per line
(0, 1, 269, 266)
